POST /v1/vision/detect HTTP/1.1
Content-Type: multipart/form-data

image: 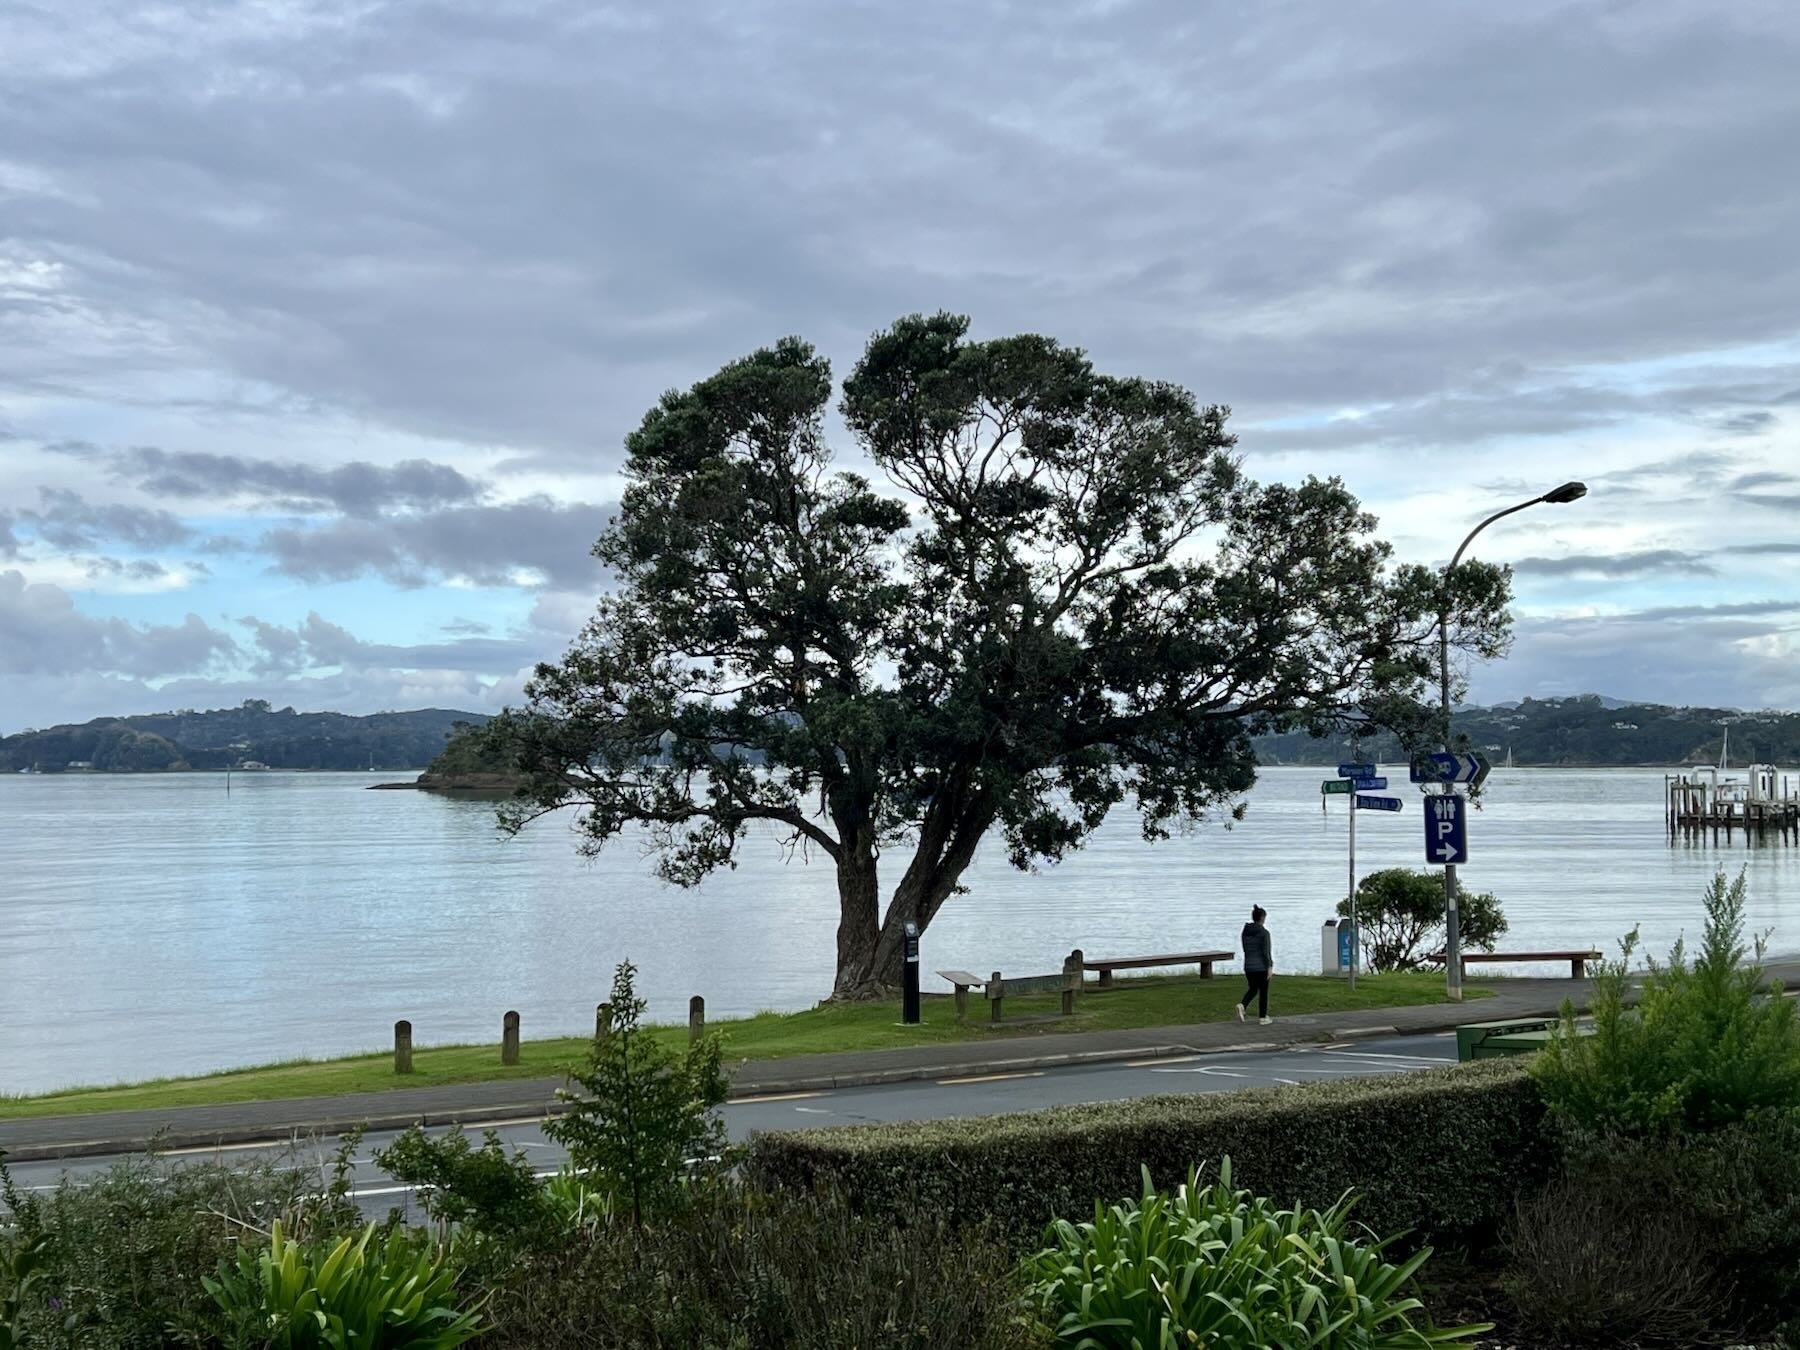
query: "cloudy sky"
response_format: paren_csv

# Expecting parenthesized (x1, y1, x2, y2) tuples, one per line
(2, 0, 1797, 734)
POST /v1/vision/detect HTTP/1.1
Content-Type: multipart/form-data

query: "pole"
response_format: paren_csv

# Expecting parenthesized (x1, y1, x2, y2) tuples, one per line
(1347, 791, 1358, 990)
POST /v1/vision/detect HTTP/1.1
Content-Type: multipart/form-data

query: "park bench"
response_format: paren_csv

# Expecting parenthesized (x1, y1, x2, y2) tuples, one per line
(938, 950, 1084, 1023)
(1432, 949, 1603, 979)
(1082, 949, 1235, 987)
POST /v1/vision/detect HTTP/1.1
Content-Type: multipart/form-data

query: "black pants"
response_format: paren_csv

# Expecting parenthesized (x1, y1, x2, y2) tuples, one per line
(1240, 971, 1269, 1018)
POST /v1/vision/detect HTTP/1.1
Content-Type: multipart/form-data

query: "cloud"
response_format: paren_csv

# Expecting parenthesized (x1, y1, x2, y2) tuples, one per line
(1714, 410, 1777, 435)
(58, 446, 485, 518)
(1512, 549, 1713, 580)
(16, 486, 192, 551)
(259, 498, 613, 589)
(0, 568, 237, 677)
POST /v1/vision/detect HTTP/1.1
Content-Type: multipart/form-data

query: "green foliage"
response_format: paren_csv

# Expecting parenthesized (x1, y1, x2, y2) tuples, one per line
(480, 1178, 1041, 1350)
(373, 1126, 547, 1240)
(0, 1141, 362, 1350)
(540, 1168, 611, 1237)
(1337, 868, 1507, 972)
(1532, 869, 1800, 1134)
(542, 960, 729, 1226)
(1028, 1160, 1484, 1349)
(204, 1220, 481, 1350)
(749, 1059, 1548, 1245)
(497, 313, 1513, 996)
(0, 1233, 44, 1350)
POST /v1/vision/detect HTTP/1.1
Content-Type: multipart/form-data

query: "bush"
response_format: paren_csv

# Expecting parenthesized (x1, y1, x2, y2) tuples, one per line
(545, 959, 730, 1226)
(1028, 1159, 1486, 1348)
(205, 1219, 482, 1350)
(0, 1142, 362, 1350)
(749, 1059, 1549, 1246)
(1532, 869, 1800, 1134)
(373, 1125, 549, 1241)
(480, 1179, 1041, 1349)
(1337, 867, 1506, 972)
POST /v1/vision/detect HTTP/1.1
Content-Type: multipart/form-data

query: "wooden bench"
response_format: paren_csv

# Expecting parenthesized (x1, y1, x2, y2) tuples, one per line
(1434, 950, 1603, 979)
(938, 951, 1083, 1023)
(1082, 949, 1235, 988)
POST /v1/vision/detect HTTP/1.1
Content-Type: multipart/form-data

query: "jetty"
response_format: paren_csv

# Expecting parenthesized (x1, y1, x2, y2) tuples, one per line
(1665, 763, 1800, 845)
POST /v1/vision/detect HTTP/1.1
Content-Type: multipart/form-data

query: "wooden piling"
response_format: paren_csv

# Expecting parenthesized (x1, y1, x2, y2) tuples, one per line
(393, 1019, 413, 1075)
(596, 1002, 612, 1043)
(689, 995, 705, 1044)
(502, 1010, 520, 1065)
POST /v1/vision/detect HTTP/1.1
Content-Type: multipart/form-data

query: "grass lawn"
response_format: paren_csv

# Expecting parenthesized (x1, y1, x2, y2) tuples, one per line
(0, 971, 1484, 1122)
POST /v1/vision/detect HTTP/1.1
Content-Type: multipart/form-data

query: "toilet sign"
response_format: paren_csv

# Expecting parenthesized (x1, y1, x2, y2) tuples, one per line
(1425, 793, 1469, 864)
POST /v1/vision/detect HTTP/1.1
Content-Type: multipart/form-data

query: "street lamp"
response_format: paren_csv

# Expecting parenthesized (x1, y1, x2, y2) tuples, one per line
(1439, 480, 1587, 1001)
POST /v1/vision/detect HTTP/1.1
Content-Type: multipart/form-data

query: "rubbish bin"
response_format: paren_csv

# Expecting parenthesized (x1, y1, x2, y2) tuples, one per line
(1321, 918, 1356, 976)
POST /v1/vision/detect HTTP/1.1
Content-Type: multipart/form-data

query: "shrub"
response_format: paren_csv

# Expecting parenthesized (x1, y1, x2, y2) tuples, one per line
(480, 1178, 1041, 1349)
(1337, 867, 1506, 972)
(1028, 1159, 1486, 1348)
(0, 1142, 362, 1350)
(373, 1125, 548, 1241)
(204, 1220, 482, 1350)
(544, 959, 730, 1226)
(749, 1059, 1548, 1246)
(1532, 869, 1800, 1134)
(0, 1235, 44, 1350)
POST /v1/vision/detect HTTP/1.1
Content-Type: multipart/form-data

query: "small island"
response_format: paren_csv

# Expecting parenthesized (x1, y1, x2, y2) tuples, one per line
(369, 722, 521, 793)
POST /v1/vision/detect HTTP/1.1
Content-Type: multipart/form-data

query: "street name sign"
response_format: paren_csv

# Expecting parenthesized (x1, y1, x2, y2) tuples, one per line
(1337, 762, 1376, 779)
(1321, 779, 1353, 795)
(1425, 792, 1469, 864)
(1351, 776, 1388, 791)
(1355, 794, 1403, 812)
(1408, 752, 1491, 787)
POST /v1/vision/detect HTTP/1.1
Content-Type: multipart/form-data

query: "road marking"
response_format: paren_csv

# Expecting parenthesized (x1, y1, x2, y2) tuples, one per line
(1126, 1055, 1200, 1068)
(459, 1116, 549, 1131)
(732, 1091, 825, 1105)
(159, 1138, 294, 1157)
(793, 1106, 834, 1114)
(1321, 1050, 1454, 1063)
(938, 1070, 1046, 1085)
(1320, 1042, 1354, 1050)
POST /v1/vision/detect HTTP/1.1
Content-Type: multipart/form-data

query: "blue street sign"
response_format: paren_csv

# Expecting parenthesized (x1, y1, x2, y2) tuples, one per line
(1355, 794, 1403, 812)
(1351, 776, 1388, 791)
(1337, 762, 1376, 779)
(1425, 792, 1469, 864)
(1409, 752, 1491, 787)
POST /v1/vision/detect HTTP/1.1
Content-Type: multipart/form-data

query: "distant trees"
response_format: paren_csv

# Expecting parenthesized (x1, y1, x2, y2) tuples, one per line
(493, 312, 1513, 999)
(1339, 867, 1508, 972)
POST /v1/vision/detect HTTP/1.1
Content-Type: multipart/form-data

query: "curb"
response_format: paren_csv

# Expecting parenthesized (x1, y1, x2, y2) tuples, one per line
(0, 1023, 1416, 1164)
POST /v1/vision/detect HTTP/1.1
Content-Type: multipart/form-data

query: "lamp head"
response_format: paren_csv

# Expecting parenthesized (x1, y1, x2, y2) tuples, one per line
(1542, 481, 1587, 505)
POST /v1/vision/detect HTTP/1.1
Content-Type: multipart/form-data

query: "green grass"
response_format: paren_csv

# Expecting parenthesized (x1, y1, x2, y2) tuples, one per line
(0, 971, 1483, 1122)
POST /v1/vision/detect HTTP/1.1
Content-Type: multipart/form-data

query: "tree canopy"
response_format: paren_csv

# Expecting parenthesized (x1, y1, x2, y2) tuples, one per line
(494, 313, 1512, 998)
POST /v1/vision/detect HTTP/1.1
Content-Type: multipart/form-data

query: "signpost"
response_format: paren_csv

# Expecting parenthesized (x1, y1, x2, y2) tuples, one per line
(1338, 762, 1376, 780)
(1409, 751, 1491, 788)
(1351, 776, 1387, 791)
(1322, 768, 1405, 990)
(1425, 793, 1469, 865)
(1355, 794, 1403, 812)
(1320, 779, 1353, 795)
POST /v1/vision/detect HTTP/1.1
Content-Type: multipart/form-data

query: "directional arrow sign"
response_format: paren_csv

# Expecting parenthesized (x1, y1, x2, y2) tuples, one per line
(1337, 762, 1376, 779)
(1408, 752, 1491, 787)
(1351, 776, 1388, 791)
(1355, 794, 1403, 812)
(1321, 779, 1353, 795)
(1425, 792, 1469, 864)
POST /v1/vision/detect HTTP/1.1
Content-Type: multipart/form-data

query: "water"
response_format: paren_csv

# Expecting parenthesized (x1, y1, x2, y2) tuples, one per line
(1, 767, 1796, 1095)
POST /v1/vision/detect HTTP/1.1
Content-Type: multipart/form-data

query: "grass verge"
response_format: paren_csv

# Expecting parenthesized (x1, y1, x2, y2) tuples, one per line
(0, 971, 1483, 1122)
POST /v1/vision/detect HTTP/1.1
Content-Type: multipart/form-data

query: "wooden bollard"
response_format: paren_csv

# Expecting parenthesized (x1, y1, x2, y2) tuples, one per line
(689, 995, 705, 1044)
(595, 1001, 612, 1043)
(1063, 949, 1083, 1017)
(502, 1010, 520, 1066)
(394, 1019, 413, 1074)
(990, 970, 1004, 1024)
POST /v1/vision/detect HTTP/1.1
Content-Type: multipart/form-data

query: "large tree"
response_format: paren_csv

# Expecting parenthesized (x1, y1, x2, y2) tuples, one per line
(494, 314, 1511, 999)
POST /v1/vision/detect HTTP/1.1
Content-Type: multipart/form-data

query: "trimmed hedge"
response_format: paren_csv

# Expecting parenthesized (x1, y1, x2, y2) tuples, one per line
(747, 1059, 1547, 1244)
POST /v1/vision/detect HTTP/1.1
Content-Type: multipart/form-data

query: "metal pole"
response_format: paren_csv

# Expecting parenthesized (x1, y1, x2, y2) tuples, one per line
(1347, 791, 1358, 990)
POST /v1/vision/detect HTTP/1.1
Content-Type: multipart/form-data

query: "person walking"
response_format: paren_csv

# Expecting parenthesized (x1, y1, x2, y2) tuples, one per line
(1236, 905, 1273, 1025)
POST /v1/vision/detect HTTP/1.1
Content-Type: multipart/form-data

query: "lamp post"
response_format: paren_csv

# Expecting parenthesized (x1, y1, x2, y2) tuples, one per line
(1439, 480, 1587, 1001)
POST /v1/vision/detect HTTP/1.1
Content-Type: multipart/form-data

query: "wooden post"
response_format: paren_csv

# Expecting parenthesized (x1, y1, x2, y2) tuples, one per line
(953, 982, 969, 1022)
(595, 1002, 612, 1044)
(502, 1010, 520, 1065)
(393, 1019, 413, 1074)
(1061, 950, 1082, 1016)
(689, 995, 705, 1044)
(989, 970, 1003, 1024)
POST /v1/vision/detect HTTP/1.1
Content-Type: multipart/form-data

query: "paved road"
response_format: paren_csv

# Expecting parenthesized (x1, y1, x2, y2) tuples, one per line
(4, 1033, 1457, 1219)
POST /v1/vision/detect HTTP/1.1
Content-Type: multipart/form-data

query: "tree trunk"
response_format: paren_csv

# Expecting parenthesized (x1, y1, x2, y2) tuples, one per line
(829, 844, 882, 1000)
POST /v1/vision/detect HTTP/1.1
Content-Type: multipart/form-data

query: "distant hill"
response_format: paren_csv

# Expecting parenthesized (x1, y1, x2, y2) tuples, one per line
(1253, 695, 1800, 768)
(0, 702, 489, 774)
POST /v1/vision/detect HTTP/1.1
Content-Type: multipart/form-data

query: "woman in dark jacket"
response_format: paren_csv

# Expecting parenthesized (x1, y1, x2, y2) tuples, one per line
(1236, 905, 1273, 1024)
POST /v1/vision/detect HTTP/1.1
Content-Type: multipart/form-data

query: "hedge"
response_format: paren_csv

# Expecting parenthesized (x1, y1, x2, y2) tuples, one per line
(746, 1059, 1549, 1244)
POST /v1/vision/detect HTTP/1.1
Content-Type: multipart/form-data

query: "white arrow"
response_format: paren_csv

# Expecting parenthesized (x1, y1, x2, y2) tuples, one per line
(1434, 842, 1459, 860)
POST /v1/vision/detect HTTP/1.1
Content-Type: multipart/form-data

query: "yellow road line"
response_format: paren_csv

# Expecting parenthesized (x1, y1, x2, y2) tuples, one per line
(938, 1070, 1046, 1086)
(731, 1091, 825, 1105)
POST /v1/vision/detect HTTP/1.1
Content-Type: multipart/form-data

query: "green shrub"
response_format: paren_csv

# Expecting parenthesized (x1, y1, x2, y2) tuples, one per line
(1028, 1159, 1486, 1348)
(0, 1235, 44, 1350)
(480, 1178, 1041, 1349)
(545, 959, 730, 1226)
(1532, 869, 1800, 1135)
(0, 1142, 362, 1350)
(373, 1125, 548, 1241)
(748, 1059, 1548, 1245)
(1337, 867, 1507, 972)
(204, 1220, 482, 1350)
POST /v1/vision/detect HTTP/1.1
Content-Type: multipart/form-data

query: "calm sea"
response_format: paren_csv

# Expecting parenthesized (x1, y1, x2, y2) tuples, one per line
(2, 767, 1796, 1095)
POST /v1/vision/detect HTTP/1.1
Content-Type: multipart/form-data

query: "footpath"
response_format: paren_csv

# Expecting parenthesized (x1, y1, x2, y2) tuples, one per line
(0, 971, 1671, 1165)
